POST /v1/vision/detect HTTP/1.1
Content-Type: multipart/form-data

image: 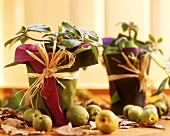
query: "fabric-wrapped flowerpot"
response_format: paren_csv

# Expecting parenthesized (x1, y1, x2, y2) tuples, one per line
(104, 51, 150, 115)
(9, 43, 98, 126)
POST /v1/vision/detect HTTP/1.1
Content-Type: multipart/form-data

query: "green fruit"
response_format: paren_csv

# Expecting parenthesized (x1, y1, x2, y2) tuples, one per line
(125, 40, 138, 48)
(77, 89, 92, 100)
(33, 115, 52, 132)
(156, 98, 167, 105)
(139, 109, 159, 126)
(143, 104, 157, 113)
(128, 106, 143, 122)
(66, 105, 89, 127)
(123, 104, 134, 119)
(23, 108, 42, 127)
(86, 105, 102, 121)
(95, 110, 118, 134)
(154, 101, 167, 117)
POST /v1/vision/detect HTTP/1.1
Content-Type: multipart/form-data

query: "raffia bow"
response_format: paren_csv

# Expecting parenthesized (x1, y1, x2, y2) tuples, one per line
(108, 52, 156, 93)
(20, 42, 79, 106)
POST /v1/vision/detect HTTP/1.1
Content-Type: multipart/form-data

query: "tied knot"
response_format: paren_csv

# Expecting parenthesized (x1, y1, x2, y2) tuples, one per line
(43, 68, 55, 78)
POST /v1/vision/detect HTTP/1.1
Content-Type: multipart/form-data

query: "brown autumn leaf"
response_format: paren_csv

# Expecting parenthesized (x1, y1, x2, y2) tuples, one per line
(0, 107, 20, 122)
(1, 124, 45, 135)
(53, 122, 84, 136)
(3, 118, 27, 128)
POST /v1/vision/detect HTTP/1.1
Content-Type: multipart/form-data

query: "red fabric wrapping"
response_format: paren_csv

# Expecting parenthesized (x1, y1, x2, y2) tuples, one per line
(14, 44, 67, 126)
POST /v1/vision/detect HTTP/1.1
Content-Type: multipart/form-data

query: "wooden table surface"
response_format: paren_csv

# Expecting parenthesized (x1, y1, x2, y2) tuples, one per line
(0, 89, 170, 135)
(0, 119, 170, 136)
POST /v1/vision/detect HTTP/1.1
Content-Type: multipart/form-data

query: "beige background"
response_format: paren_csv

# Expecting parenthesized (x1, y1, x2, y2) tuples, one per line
(0, 0, 170, 89)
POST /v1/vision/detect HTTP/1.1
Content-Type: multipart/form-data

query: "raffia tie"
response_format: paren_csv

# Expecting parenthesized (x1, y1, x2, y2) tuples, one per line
(20, 42, 79, 106)
(108, 52, 156, 93)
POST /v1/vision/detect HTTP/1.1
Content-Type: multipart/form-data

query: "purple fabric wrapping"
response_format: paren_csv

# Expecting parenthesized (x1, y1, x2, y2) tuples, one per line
(109, 81, 117, 97)
(14, 44, 67, 126)
(102, 37, 113, 45)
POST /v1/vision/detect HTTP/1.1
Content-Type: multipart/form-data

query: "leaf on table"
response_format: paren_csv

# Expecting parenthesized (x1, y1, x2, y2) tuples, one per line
(119, 120, 140, 128)
(161, 116, 170, 120)
(3, 118, 27, 128)
(1, 124, 45, 135)
(139, 122, 165, 130)
(89, 121, 97, 130)
(154, 124, 165, 130)
(119, 126, 132, 129)
(53, 122, 84, 136)
(0, 107, 18, 121)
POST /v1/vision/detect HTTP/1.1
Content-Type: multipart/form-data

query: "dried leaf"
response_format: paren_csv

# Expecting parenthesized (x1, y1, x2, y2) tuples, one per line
(0, 107, 19, 121)
(119, 126, 132, 129)
(119, 120, 140, 128)
(89, 121, 97, 130)
(53, 122, 83, 136)
(161, 116, 170, 120)
(154, 124, 165, 130)
(1, 124, 45, 135)
(3, 118, 27, 128)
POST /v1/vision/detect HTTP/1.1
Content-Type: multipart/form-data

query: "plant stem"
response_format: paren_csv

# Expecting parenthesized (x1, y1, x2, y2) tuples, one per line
(24, 31, 52, 43)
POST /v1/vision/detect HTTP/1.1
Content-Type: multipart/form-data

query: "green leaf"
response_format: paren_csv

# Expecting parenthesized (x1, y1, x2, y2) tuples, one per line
(75, 27, 85, 39)
(157, 37, 163, 43)
(12, 89, 25, 107)
(90, 44, 98, 61)
(84, 29, 99, 42)
(168, 77, 170, 88)
(4, 62, 23, 68)
(122, 23, 128, 32)
(111, 91, 121, 104)
(4, 36, 21, 47)
(62, 22, 79, 35)
(151, 78, 168, 96)
(0, 98, 7, 108)
(149, 34, 155, 42)
(62, 39, 82, 48)
(9, 36, 23, 48)
(15, 26, 26, 35)
(7, 97, 17, 110)
(20, 36, 29, 44)
(27, 24, 51, 33)
(27, 27, 50, 33)
(73, 47, 90, 54)
(158, 49, 164, 55)
(115, 37, 128, 45)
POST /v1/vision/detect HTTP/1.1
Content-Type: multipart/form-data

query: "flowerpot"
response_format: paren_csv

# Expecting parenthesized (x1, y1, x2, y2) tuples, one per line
(104, 51, 149, 115)
(13, 44, 98, 126)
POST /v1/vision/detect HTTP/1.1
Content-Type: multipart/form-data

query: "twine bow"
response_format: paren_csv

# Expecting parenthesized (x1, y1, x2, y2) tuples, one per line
(108, 52, 156, 92)
(20, 42, 79, 106)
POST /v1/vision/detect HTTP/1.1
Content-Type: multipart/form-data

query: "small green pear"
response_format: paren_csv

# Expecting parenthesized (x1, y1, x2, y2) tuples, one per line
(139, 109, 159, 126)
(123, 104, 134, 119)
(95, 110, 118, 134)
(128, 106, 143, 122)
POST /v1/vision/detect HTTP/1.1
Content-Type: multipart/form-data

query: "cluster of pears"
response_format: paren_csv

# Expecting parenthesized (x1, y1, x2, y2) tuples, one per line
(123, 98, 168, 126)
(66, 104, 119, 134)
(23, 108, 52, 132)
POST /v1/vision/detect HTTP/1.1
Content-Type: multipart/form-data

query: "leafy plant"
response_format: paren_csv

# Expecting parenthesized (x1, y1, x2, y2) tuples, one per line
(4, 22, 99, 60)
(102, 21, 163, 56)
(0, 89, 31, 113)
(101, 21, 169, 98)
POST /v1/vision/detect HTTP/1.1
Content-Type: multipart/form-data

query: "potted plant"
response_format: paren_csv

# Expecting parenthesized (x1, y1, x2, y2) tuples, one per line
(101, 21, 163, 114)
(4, 22, 99, 126)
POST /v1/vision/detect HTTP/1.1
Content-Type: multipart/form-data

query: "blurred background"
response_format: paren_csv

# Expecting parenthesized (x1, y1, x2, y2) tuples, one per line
(1, 0, 170, 90)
